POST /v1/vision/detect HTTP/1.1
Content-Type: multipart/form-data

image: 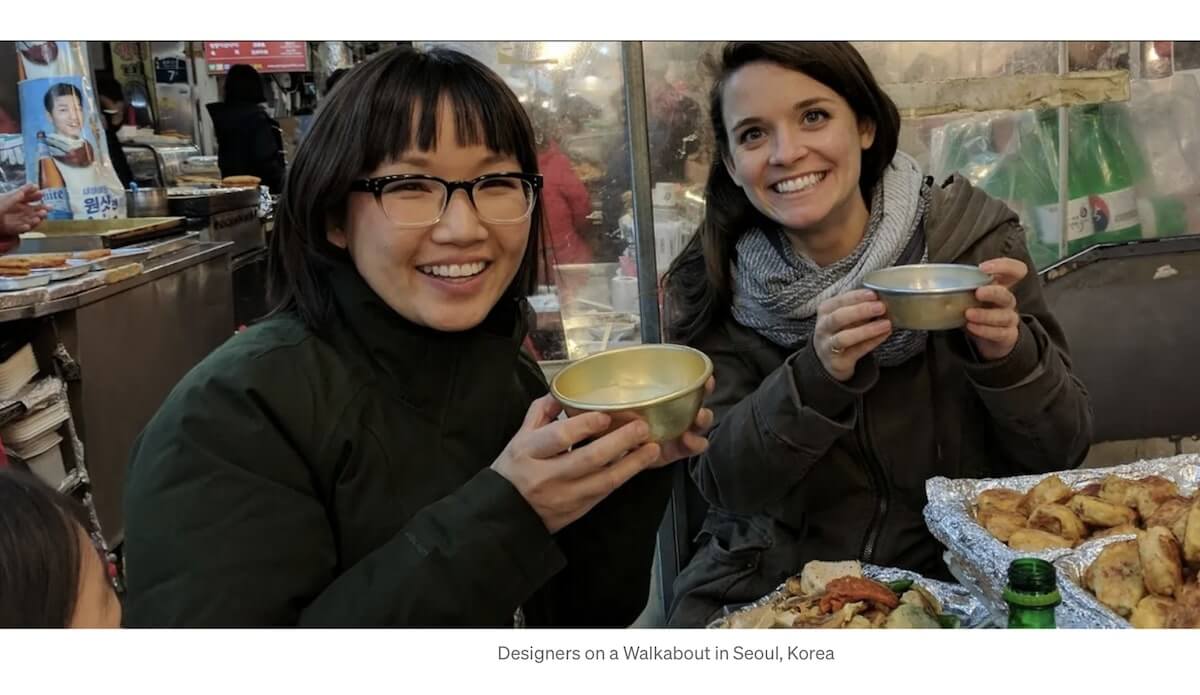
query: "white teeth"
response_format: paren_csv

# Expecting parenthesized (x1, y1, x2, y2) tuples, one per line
(420, 261, 487, 278)
(773, 172, 825, 194)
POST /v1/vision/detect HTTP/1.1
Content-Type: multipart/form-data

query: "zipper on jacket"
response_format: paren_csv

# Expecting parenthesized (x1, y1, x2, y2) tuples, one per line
(856, 397, 889, 564)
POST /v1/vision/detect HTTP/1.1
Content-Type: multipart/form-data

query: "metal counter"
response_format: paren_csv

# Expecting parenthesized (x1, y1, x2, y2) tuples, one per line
(5, 241, 236, 546)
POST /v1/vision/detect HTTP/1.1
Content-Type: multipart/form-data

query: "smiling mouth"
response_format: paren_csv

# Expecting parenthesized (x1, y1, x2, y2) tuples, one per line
(417, 261, 490, 280)
(772, 171, 827, 194)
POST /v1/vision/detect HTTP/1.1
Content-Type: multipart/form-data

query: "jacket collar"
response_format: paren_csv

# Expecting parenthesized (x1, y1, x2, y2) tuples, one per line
(325, 261, 530, 413)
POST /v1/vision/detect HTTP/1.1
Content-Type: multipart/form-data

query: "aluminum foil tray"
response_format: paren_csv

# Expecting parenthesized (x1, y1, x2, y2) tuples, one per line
(926, 455, 1200, 628)
(709, 563, 994, 629)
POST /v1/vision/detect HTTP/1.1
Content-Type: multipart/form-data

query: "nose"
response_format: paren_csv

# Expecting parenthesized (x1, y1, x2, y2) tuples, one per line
(768, 125, 809, 167)
(429, 188, 489, 245)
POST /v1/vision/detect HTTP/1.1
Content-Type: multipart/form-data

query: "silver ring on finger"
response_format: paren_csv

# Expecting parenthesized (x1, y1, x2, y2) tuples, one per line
(829, 338, 843, 355)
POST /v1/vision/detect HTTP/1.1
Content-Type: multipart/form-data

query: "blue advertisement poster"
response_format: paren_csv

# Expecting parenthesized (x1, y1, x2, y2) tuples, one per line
(19, 75, 124, 220)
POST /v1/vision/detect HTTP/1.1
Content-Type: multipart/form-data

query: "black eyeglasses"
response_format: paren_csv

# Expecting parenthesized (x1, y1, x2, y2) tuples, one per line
(349, 172, 543, 228)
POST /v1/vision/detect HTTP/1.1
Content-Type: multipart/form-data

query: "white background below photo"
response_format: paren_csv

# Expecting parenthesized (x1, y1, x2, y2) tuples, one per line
(0, 628, 1191, 694)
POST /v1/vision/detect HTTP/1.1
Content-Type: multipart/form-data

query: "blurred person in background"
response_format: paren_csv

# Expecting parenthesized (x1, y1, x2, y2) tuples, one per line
(207, 64, 287, 193)
(526, 100, 593, 272)
(94, 74, 133, 188)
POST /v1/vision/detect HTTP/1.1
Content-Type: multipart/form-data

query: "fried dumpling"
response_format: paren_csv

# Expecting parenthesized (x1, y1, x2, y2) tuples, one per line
(1086, 540, 1145, 618)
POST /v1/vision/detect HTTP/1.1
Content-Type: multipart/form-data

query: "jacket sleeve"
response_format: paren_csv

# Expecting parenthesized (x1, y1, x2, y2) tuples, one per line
(688, 324, 879, 515)
(948, 222, 1094, 473)
(123, 362, 566, 627)
(523, 466, 673, 627)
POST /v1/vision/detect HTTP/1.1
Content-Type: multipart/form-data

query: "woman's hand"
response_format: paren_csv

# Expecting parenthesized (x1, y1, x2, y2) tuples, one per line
(654, 376, 715, 465)
(965, 257, 1028, 361)
(814, 289, 892, 382)
(492, 394, 662, 533)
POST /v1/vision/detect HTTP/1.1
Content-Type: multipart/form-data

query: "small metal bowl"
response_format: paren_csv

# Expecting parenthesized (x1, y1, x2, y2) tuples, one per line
(863, 264, 992, 331)
(550, 344, 713, 442)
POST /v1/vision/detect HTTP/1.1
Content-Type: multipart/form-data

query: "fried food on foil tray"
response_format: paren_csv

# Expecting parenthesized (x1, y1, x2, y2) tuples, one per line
(1022, 475, 1074, 513)
(1130, 595, 1176, 629)
(1007, 528, 1074, 552)
(1100, 475, 1144, 508)
(1132, 476, 1181, 518)
(720, 560, 951, 630)
(1069, 495, 1139, 528)
(976, 488, 1024, 515)
(1138, 526, 1184, 598)
(972, 472, 1195, 549)
(1085, 540, 1146, 618)
(1183, 498, 1200, 565)
(1028, 504, 1088, 543)
(1145, 497, 1191, 537)
(1165, 582, 1200, 628)
(979, 509, 1028, 543)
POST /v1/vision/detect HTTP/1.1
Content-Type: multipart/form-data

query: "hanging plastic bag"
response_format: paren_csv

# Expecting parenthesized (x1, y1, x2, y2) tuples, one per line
(16, 41, 126, 220)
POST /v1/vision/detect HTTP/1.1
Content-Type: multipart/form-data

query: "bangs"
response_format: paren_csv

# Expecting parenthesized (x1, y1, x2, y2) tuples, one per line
(360, 50, 535, 174)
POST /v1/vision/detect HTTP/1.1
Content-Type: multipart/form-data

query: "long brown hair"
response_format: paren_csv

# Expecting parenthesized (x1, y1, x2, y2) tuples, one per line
(663, 42, 901, 345)
(268, 46, 544, 331)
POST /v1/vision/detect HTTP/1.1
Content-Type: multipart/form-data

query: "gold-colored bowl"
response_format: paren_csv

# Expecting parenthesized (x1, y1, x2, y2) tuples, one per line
(863, 264, 991, 331)
(550, 344, 713, 442)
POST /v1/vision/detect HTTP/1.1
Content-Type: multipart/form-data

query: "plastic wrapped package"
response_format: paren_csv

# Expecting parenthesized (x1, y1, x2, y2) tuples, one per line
(15, 41, 126, 220)
(929, 109, 1062, 268)
(1122, 78, 1200, 200)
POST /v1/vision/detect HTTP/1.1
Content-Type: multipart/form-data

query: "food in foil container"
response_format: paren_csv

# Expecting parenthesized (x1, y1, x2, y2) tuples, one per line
(711, 560, 987, 629)
(1056, 529, 1200, 628)
(927, 455, 1200, 628)
(971, 472, 1192, 551)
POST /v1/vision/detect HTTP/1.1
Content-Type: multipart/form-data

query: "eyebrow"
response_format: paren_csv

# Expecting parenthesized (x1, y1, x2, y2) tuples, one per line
(729, 97, 835, 134)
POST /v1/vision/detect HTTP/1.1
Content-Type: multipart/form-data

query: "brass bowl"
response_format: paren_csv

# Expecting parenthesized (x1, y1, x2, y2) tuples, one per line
(550, 344, 713, 442)
(863, 264, 992, 331)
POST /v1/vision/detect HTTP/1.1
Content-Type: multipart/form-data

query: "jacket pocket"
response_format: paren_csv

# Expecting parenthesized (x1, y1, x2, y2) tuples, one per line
(667, 510, 774, 626)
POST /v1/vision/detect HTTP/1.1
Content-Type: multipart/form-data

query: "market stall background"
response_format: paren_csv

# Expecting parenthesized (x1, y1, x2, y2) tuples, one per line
(2, 40, 1200, 625)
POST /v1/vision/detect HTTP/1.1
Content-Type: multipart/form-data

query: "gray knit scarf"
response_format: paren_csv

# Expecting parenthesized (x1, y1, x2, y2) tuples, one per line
(731, 152, 931, 366)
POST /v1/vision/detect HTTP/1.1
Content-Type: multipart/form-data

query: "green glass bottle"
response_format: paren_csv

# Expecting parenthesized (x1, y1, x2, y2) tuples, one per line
(1004, 558, 1060, 628)
(1076, 105, 1143, 247)
(1031, 109, 1096, 257)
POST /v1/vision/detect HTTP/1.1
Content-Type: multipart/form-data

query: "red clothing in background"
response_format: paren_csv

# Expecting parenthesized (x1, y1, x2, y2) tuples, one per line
(537, 141, 593, 268)
(0, 106, 18, 134)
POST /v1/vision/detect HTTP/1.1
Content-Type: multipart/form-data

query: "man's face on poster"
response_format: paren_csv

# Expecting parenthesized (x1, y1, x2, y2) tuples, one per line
(49, 94, 83, 138)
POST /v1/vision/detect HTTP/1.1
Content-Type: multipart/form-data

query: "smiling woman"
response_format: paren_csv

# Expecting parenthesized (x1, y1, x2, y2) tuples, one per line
(662, 42, 1091, 627)
(121, 45, 713, 628)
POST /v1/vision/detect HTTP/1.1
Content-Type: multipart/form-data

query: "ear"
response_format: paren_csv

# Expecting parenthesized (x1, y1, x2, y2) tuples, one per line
(326, 224, 348, 249)
(859, 119, 877, 150)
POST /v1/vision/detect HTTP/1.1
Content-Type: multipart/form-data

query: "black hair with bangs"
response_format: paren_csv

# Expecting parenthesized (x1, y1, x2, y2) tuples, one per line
(268, 45, 543, 331)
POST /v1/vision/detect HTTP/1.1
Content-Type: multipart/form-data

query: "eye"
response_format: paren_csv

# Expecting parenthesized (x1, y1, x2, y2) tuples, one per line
(802, 109, 829, 126)
(477, 176, 522, 192)
(737, 126, 765, 144)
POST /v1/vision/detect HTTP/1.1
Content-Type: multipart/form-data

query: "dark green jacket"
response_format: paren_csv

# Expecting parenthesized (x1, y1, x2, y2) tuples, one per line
(123, 263, 671, 627)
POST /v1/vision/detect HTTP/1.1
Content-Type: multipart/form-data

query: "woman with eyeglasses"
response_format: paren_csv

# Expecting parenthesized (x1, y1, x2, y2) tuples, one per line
(121, 46, 712, 627)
